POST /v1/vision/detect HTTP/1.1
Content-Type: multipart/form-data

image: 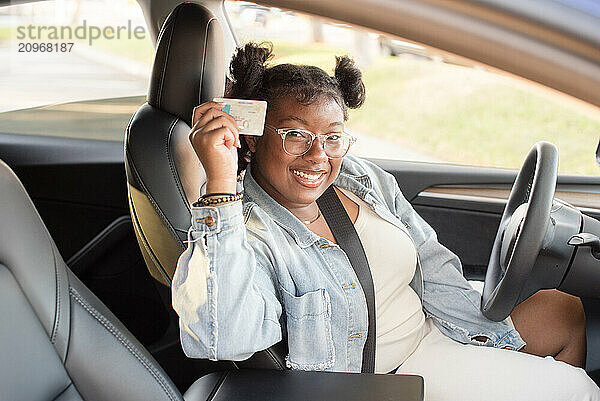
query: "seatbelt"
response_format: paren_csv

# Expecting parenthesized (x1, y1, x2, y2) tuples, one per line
(316, 186, 376, 373)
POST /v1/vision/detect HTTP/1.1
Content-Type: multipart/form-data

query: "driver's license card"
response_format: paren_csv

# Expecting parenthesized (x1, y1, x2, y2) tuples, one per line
(214, 98, 267, 136)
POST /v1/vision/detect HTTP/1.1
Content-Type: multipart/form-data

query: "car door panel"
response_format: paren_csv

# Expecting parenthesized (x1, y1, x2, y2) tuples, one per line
(372, 159, 600, 281)
(0, 133, 127, 258)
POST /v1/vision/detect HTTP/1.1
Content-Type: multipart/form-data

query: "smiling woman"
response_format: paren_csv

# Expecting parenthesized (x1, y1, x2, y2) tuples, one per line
(2, 0, 600, 398)
(230, 45, 363, 219)
(172, 42, 600, 400)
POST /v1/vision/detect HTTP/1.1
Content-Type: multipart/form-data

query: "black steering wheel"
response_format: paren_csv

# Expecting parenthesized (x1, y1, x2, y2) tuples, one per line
(482, 142, 559, 321)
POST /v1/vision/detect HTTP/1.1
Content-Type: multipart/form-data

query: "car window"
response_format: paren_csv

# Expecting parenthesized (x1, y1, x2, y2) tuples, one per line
(0, 0, 154, 141)
(225, 1, 600, 176)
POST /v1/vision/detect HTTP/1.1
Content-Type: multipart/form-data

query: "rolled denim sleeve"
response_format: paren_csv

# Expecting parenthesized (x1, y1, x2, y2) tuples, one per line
(391, 184, 526, 350)
(172, 200, 283, 361)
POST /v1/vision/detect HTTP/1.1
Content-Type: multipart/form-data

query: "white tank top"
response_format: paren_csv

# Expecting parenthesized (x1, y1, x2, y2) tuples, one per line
(338, 188, 427, 373)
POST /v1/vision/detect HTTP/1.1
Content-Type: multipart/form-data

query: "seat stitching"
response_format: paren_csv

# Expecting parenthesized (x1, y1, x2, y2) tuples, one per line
(166, 118, 190, 212)
(198, 17, 217, 104)
(124, 102, 141, 155)
(206, 371, 229, 401)
(51, 382, 75, 401)
(157, 6, 180, 108)
(69, 287, 179, 401)
(126, 145, 184, 250)
(129, 192, 172, 284)
(264, 347, 284, 369)
(70, 287, 178, 401)
(125, 146, 185, 253)
(51, 246, 60, 344)
(48, 234, 60, 345)
(126, 174, 178, 283)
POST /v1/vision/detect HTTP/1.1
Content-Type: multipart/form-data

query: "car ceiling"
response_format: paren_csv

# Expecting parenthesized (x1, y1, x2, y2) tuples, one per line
(134, 0, 600, 112)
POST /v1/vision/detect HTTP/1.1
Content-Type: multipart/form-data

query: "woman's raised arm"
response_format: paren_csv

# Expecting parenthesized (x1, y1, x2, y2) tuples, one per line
(171, 102, 283, 361)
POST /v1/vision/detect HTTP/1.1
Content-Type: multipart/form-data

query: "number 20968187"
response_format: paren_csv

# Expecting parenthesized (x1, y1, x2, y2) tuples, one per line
(17, 42, 74, 52)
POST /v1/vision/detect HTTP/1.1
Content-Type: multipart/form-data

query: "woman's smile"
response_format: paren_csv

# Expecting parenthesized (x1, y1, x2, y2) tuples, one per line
(290, 168, 328, 188)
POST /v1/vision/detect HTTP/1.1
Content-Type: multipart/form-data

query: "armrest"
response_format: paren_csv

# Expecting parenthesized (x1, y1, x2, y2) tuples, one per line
(184, 369, 424, 401)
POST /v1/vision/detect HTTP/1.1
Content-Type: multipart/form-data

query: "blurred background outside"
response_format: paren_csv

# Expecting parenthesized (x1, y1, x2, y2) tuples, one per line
(0, 0, 598, 175)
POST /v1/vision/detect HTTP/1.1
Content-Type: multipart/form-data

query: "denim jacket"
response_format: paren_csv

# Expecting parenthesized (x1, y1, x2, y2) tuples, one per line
(172, 155, 525, 372)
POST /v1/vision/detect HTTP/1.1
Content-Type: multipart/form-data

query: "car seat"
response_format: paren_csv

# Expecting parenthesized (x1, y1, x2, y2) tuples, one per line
(124, 2, 286, 370)
(125, 2, 221, 287)
(0, 157, 183, 401)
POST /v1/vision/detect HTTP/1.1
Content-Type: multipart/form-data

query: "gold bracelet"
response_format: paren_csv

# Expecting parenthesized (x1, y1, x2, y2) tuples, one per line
(196, 192, 243, 207)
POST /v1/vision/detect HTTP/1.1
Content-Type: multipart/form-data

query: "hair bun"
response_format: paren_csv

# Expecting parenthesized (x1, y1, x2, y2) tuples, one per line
(229, 42, 273, 99)
(334, 56, 365, 109)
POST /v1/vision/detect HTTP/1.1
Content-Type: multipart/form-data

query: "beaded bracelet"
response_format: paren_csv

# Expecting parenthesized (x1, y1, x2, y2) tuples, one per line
(201, 192, 236, 198)
(194, 192, 243, 207)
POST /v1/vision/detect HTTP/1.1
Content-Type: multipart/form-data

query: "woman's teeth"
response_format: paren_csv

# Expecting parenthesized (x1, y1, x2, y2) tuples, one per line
(292, 169, 323, 181)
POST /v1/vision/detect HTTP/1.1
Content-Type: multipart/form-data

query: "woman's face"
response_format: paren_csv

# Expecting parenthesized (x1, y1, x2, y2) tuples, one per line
(246, 94, 345, 211)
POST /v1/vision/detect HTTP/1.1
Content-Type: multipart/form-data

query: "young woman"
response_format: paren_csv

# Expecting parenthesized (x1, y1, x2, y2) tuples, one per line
(172, 42, 599, 400)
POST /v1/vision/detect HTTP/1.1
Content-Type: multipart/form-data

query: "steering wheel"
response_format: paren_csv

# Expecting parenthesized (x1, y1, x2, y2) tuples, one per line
(481, 142, 558, 321)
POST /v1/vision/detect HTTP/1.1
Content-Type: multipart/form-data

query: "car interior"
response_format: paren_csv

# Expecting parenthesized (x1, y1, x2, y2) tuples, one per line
(1, 0, 600, 399)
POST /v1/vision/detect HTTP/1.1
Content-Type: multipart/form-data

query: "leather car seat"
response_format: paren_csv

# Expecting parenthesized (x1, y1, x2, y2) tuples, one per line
(125, 3, 287, 370)
(0, 158, 183, 401)
(125, 2, 222, 287)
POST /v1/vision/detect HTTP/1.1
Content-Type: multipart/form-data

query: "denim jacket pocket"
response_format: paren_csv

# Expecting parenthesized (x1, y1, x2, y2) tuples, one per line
(280, 286, 335, 371)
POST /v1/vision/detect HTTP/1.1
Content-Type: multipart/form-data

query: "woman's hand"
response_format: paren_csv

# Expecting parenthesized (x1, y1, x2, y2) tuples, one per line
(189, 102, 240, 194)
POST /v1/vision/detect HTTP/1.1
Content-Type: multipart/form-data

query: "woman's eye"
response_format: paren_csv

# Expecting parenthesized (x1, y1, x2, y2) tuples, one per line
(326, 134, 342, 142)
(286, 130, 309, 140)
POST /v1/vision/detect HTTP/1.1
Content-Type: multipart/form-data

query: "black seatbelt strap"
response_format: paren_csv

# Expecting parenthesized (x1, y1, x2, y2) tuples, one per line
(316, 186, 376, 373)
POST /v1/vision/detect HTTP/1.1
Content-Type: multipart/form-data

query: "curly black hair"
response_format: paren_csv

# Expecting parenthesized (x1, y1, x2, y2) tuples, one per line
(226, 42, 366, 175)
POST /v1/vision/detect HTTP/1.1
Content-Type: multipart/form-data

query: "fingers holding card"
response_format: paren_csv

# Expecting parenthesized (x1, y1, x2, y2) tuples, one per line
(213, 98, 267, 136)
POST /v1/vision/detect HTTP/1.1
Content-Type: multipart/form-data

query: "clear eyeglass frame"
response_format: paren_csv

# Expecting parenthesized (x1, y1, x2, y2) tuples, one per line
(264, 124, 357, 159)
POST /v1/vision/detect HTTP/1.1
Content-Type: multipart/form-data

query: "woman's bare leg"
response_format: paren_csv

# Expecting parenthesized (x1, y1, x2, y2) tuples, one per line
(510, 289, 587, 367)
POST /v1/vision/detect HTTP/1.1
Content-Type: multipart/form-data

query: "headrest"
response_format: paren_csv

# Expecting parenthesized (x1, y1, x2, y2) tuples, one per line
(148, 2, 226, 125)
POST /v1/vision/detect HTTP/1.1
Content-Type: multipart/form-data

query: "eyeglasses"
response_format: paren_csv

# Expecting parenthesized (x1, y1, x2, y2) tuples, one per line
(264, 124, 356, 159)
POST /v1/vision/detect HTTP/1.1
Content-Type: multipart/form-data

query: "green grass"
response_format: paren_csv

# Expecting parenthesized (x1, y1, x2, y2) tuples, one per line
(348, 56, 600, 175)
